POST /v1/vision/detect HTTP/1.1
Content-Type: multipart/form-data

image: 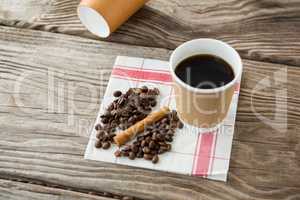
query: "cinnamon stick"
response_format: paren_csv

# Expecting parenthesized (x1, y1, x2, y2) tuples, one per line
(113, 107, 170, 146)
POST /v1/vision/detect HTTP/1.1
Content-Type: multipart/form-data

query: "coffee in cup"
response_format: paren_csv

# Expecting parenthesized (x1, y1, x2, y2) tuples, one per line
(175, 54, 235, 89)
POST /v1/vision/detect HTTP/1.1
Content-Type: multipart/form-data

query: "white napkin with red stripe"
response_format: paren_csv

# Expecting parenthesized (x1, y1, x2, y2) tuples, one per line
(85, 56, 241, 181)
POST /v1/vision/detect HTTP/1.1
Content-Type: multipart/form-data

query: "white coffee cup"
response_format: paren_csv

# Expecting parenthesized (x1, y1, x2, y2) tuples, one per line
(169, 39, 243, 128)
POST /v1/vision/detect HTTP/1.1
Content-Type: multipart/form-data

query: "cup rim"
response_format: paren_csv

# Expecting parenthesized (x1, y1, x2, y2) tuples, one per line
(169, 38, 242, 94)
(77, 5, 111, 38)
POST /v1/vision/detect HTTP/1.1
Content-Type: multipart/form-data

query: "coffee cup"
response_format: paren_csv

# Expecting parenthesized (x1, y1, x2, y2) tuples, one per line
(78, 0, 149, 38)
(169, 39, 243, 128)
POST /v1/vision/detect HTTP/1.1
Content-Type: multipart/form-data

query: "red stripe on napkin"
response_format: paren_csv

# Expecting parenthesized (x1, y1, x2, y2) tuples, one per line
(111, 75, 173, 86)
(209, 132, 218, 176)
(115, 65, 170, 73)
(192, 132, 215, 177)
(112, 67, 172, 83)
(235, 82, 240, 92)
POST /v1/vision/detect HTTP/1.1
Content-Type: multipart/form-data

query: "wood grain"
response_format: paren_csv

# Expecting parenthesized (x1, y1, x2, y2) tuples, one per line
(0, 26, 300, 199)
(0, 179, 115, 200)
(1, 148, 300, 200)
(0, 0, 300, 66)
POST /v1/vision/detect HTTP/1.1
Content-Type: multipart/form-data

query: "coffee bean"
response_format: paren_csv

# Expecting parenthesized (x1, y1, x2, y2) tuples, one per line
(171, 123, 177, 129)
(96, 130, 105, 139)
(132, 145, 139, 153)
(159, 124, 166, 130)
(149, 141, 156, 149)
(145, 136, 151, 143)
(100, 114, 107, 119)
(114, 150, 121, 157)
(103, 124, 111, 131)
(128, 116, 135, 123)
(158, 142, 166, 146)
(154, 144, 160, 150)
(169, 110, 176, 119)
(166, 144, 172, 151)
(143, 130, 152, 137)
(107, 104, 114, 111)
(101, 117, 109, 124)
(141, 86, 148, 93)
(102, 142, 111, 149)
(137, 151, 144, 158)
(95, 123, 102, 131)
(152, 155, 159, 164)
(167, 130, 174, 135)
(102, 135, 110, 142)
(158, 149, 165, 154)
(153, 88, 160, 95)
(150, 100, 157, 107)
(117, 97, 126, 106)
(111, 110, 118, 116)
(151, 133, 158, 141)
(160, 146, 168, 152)
(143, 154, 153, 160)
(156, 133, 163, 141)
(177, 121, 184, 129)
(126, 88, 133, 96)
(143, 147, 151, 154)
(150, 150, 157, 155)
(165, 135, 173, 142)
(161, 118, 168, 124)
(129, 152, 136, 160)
(133, 88, 142, 94)
(109, 127, 116, 132)
(113, 90, 122, 97)
(137, 137, 144, 142)
(142, 99, 150, 106)
(139, 93, 148, 99)
(137, 106, 145, 112)
(118, 118, 125, 124)
(95, 141, 102, 148)
(141, 140, 146, 147)
(109, 133, 116, 138)
(167, 134, 174, 140)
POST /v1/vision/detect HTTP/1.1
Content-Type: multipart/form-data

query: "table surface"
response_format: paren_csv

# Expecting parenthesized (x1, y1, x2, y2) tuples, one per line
(0, 0, 300, 200)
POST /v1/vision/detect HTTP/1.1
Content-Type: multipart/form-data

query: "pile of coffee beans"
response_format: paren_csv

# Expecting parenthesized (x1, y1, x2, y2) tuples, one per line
(94, 86, 159, 149)
(114, 110, 183, 164)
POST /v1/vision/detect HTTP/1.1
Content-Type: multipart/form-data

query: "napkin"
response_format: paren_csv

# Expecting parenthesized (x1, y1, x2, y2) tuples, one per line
(85, 56, 241, 181)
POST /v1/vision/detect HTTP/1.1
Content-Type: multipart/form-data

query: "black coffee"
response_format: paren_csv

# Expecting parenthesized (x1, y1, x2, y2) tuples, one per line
(175, 54, 234, 89)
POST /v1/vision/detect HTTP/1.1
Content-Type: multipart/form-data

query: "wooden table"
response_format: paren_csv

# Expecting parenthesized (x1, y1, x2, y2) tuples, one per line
(0, 0, 300, 199)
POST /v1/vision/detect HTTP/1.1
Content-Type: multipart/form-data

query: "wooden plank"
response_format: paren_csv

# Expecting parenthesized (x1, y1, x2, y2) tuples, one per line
(0, 26, 300, 199)
(0, 179, 115, 200)
(0, 0, 300, 66)
(0, 148, 300, 200)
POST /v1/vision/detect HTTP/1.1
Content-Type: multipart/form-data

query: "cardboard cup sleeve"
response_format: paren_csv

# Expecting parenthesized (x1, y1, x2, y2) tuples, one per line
(78, 0, 148, 38)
